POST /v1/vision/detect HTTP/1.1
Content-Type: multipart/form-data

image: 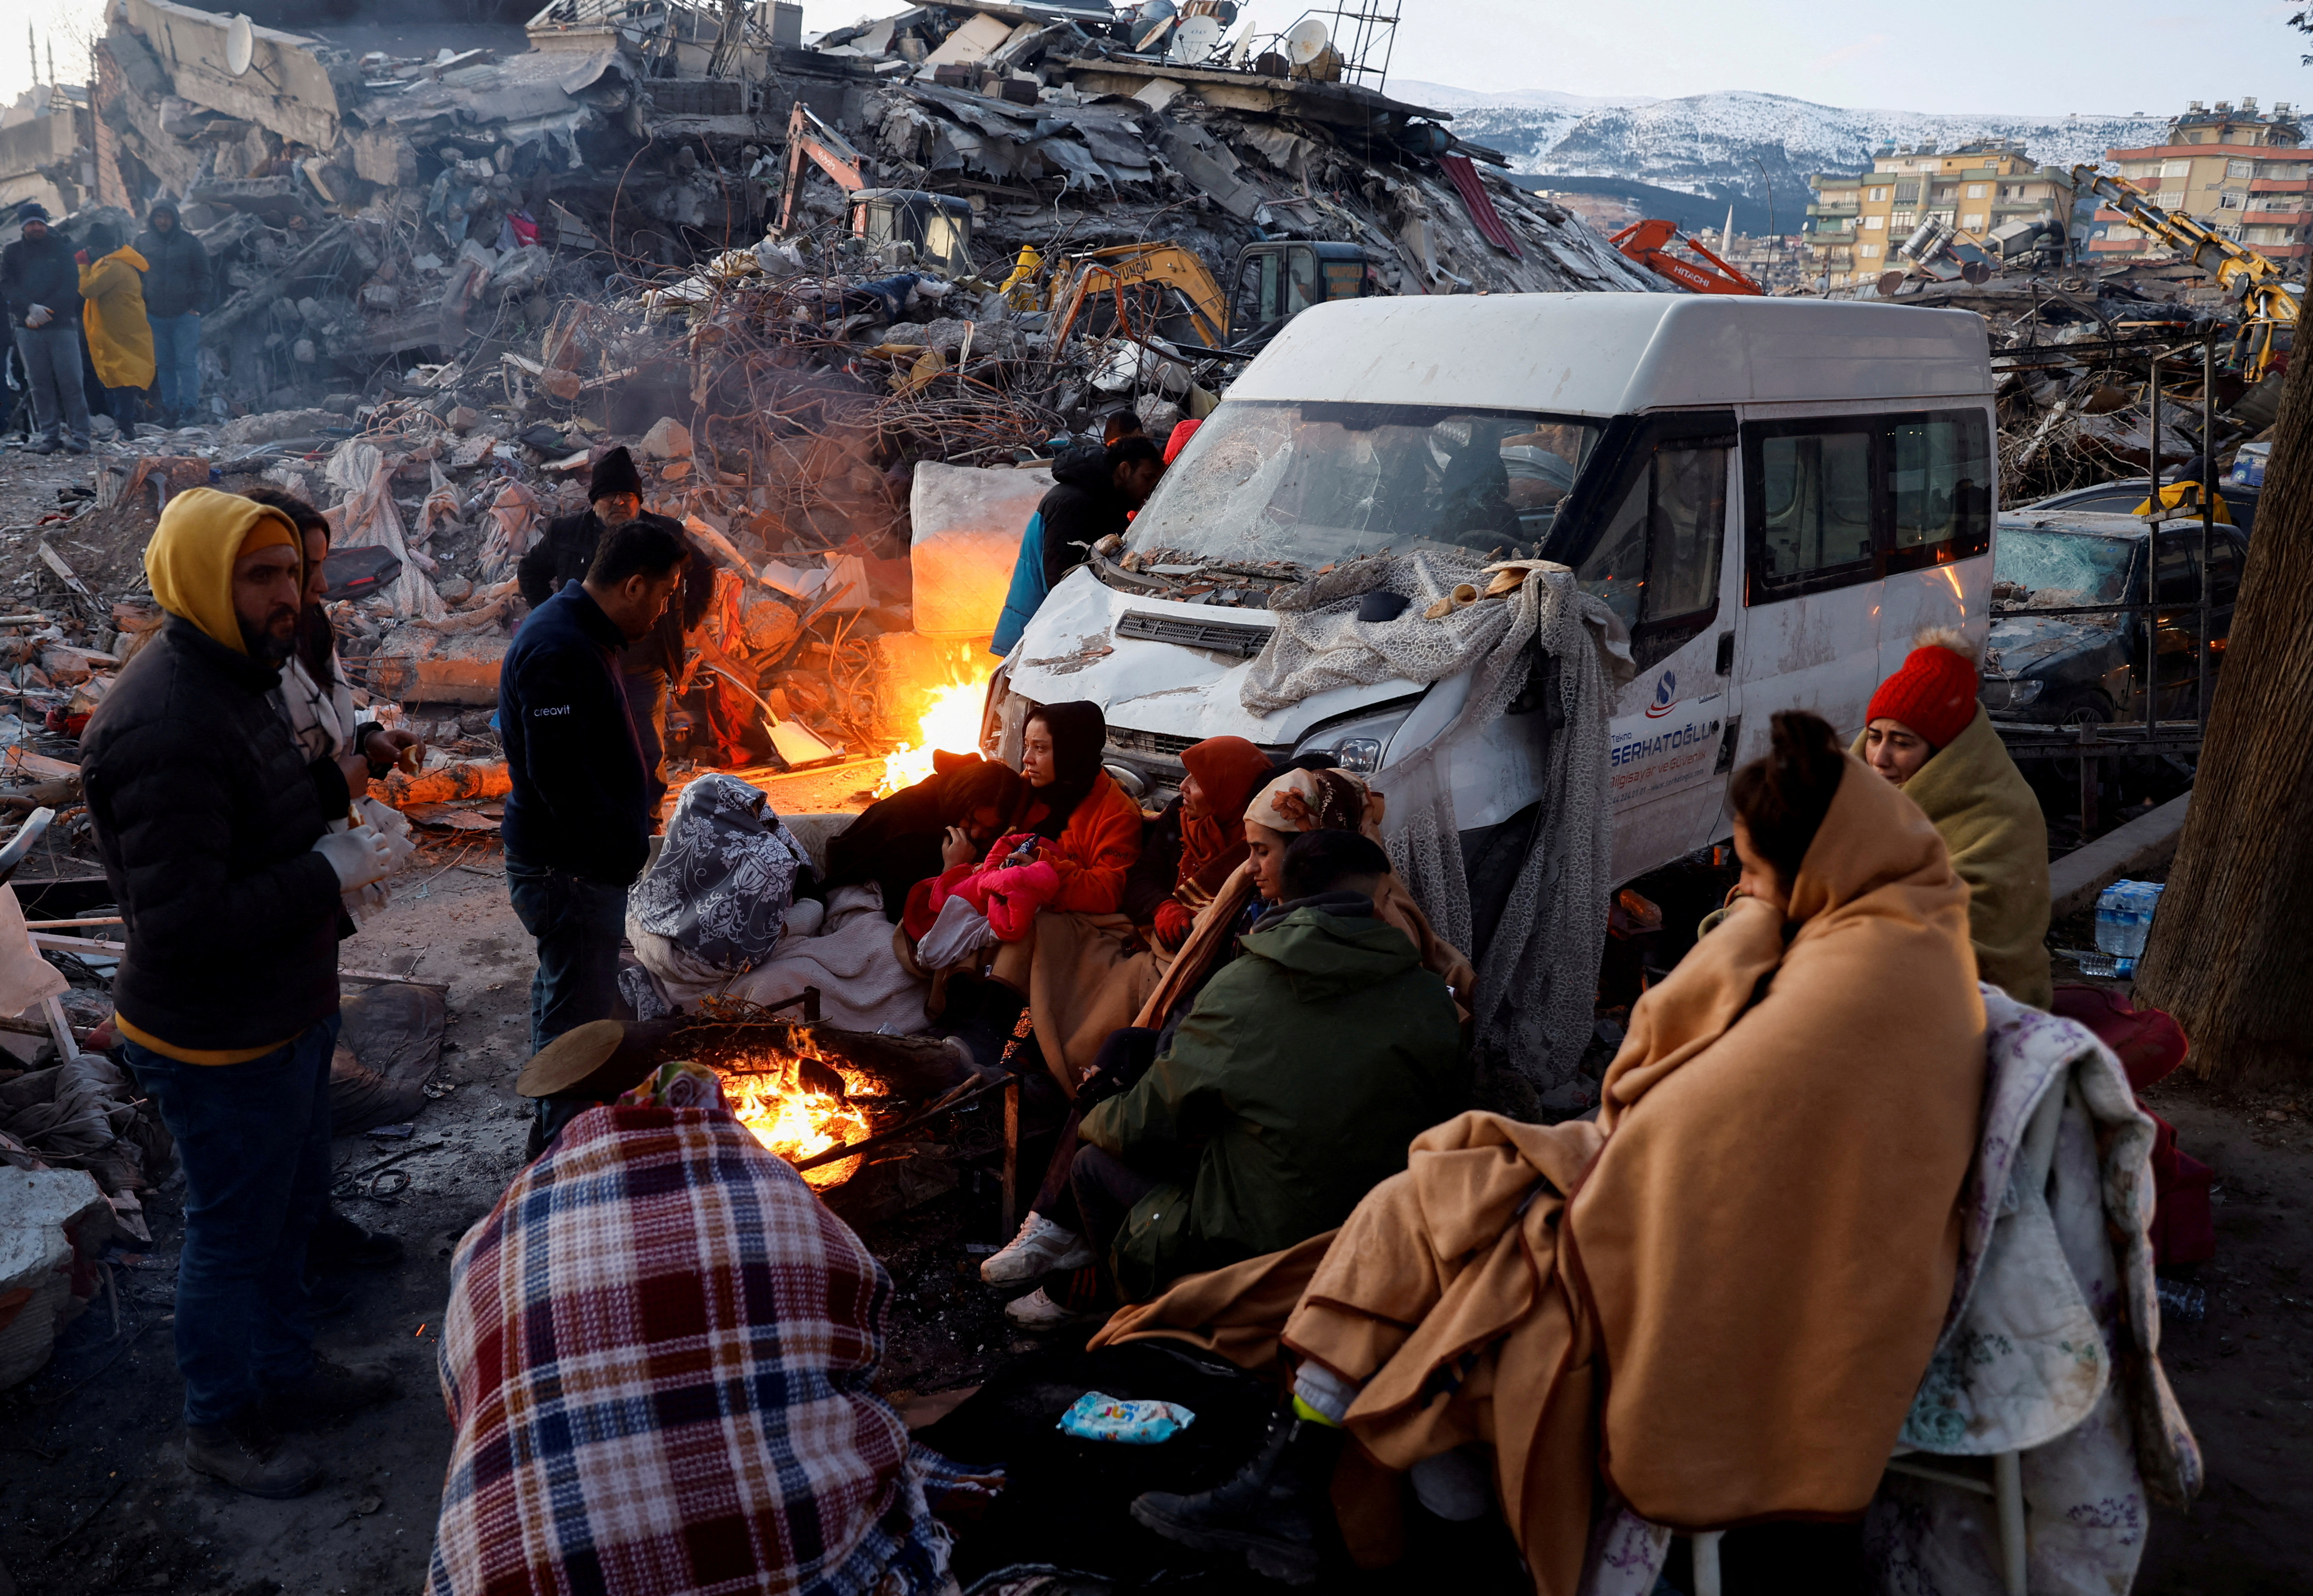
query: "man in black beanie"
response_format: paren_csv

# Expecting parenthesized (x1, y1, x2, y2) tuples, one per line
(517, 447, 709, 811)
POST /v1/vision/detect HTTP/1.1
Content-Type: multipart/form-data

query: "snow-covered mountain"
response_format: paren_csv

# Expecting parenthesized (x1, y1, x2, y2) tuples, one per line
(1401, 84, 2168, 217)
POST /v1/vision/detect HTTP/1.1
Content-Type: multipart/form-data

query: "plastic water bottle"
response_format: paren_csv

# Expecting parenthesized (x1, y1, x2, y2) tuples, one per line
(2156, 1277, 2206, 1324)
(2094, 880, 2166, 976)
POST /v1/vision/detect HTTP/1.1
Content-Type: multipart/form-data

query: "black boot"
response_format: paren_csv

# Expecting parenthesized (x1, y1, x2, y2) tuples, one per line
(307, 1205, 405, 1273)
(1132, 1411, 1343, 1584)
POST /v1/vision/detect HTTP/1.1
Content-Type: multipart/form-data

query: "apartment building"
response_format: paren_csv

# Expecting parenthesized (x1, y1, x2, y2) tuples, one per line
(1804, 139, 2075, 288)
(2090, 98, 2309, 265)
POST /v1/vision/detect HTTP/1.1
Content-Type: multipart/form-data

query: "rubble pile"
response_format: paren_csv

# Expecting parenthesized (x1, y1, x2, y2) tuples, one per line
(2, 0, 1676, 787)
(1838, 259, 2261, 503)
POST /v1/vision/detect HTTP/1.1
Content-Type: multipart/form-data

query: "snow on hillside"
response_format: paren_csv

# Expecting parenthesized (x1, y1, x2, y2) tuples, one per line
(1410, 84, 2167, 209)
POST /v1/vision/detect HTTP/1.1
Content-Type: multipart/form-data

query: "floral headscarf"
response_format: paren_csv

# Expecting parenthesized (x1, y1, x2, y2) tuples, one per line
(1242, 766, 1386, 841)
(616, 1059, 728, 1111)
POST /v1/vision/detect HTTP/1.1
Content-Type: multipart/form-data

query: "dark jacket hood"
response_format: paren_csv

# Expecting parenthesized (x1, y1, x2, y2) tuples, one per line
(1239, 904, 1419, 1001)
(1052, 441, 1115, 490)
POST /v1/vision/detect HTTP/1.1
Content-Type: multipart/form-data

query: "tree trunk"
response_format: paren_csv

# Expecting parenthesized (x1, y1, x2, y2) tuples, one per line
(2134, 293, 2313, 1085)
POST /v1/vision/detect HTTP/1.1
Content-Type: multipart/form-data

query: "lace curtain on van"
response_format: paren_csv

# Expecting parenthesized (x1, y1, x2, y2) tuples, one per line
(1243, 551, 1633, 1096)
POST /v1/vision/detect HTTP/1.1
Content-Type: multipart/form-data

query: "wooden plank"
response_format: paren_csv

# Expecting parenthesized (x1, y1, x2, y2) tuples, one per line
(26, 931, 439, 989)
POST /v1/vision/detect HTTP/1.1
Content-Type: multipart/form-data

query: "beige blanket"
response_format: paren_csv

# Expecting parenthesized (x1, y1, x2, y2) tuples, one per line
(1101, 756, 1986, 1593)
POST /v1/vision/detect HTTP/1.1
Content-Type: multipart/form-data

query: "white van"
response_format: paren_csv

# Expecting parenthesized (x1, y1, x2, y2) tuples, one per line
(995, 293, 1995, 902)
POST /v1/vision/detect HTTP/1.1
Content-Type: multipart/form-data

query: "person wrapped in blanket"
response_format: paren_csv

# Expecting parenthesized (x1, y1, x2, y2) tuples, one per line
(904, 701, 1144, 1074)
(980, 764, 1475, 1332)
(1093, 712, 1987, 1588)
(430, 1039, 1001, 1596)
(820, 753, 1027, 925)
(620, 773, 947, 1043)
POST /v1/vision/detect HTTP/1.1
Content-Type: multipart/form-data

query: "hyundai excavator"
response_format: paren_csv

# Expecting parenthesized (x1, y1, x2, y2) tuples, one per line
(2071, 162, 2300, 384)
(1608, 219, 1766, 295)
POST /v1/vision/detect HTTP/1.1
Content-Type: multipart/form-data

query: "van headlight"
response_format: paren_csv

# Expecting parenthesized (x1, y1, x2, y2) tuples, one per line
(1292, 706, 1414, 773)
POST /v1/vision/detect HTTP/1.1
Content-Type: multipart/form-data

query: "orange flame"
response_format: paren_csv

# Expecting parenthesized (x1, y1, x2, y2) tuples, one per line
(877, 653, 994, 798)
(721, 1052, 874, 1189)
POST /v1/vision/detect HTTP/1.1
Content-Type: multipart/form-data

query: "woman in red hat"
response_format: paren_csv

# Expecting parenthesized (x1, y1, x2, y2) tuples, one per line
(1857, 629, 2052, 1007)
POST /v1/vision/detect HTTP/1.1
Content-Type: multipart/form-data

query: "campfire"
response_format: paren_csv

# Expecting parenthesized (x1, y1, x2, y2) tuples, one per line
(878, 662, 995, 797)
(678, 1016, 975, 1193)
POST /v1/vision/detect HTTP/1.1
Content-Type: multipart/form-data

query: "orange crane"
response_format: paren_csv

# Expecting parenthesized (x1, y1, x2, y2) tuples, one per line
(1608, 219, 1766, 296)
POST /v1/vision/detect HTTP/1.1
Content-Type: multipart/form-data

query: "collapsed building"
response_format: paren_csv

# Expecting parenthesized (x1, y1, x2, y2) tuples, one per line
(2, 0, 1665, 786)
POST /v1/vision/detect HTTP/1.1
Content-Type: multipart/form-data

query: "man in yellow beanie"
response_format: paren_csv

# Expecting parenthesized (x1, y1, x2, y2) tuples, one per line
(81, 488, 402, 1498)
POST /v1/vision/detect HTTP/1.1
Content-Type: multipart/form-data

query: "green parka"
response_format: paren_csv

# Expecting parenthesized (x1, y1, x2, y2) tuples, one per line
(1079, 902, 1464, 1301)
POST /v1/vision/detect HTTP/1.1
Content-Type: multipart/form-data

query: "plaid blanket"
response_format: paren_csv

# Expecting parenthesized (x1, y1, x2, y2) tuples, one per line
(427, 1100, 999, 1596)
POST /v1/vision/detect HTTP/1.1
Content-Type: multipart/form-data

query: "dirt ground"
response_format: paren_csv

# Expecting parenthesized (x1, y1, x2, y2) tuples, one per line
(0, 848, 1012, 1596)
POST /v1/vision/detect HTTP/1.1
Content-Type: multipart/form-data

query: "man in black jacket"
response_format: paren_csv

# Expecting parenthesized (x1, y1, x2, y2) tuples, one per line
(83, 488, 400, 1499)
(517, 447, 710, 809)
(989, 434, 1166, 654)
(501, 517, 688, 1078)
(132, 200, 213, 425)
(1, 201, 92, 453)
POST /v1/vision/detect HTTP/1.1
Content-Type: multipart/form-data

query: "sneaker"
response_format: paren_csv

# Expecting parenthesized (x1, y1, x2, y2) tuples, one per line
(980, 1211, 1095, 1286)
(62, 435, 89, 455)
(1004, 1286, 1098, 1332)
(259, 1357, 399, 1430)
(309, 1207, 405, 1273)
(185, 1407, 319, 1499)
(28, 436, 56, 455)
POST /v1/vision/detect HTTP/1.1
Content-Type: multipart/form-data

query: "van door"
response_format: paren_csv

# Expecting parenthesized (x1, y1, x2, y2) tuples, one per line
(1564, 411, 1738, 881)
(1731, 408, 1994, 798)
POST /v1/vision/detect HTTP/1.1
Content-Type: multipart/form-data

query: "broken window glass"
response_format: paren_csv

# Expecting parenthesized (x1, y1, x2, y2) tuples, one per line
(1121, 400, 1602, 573)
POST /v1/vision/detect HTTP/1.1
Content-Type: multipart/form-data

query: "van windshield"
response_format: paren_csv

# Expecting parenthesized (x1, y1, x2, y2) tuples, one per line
(1994, 527, 2136, 607)
(1121, 400, 1603, 571)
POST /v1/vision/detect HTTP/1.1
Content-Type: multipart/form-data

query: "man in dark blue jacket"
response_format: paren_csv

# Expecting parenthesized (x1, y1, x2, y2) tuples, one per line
(500, 516, 688, 1071)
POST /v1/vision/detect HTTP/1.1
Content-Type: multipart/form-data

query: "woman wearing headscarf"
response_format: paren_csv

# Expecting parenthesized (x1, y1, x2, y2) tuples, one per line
(626, 774, 935, 1035)
(916, 701, 1146, 1090)
(979, 735, 1279, 1305)
(1103, 712, 1988, 1590)
(1121, 735, 1277, 952)
(1136, 764, 1476, 1037)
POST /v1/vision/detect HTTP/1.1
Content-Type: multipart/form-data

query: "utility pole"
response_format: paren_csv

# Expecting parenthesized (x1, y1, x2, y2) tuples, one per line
(1753, 156, 1776, 288)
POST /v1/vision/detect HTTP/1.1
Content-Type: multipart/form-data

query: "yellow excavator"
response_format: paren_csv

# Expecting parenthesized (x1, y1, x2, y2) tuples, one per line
(2072, 163, 2301, 384)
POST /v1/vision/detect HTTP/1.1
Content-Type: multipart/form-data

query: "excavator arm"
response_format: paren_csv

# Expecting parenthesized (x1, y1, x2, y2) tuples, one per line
(1609, 219, 1766, 296)
(2071, 163, 2299, 380)
(1047, 242, 1231, 350)
(776, 101, 870, 233)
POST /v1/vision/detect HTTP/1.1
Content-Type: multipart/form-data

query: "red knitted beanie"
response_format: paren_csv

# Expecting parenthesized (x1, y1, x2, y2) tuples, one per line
(1866, 645, 1979, 749)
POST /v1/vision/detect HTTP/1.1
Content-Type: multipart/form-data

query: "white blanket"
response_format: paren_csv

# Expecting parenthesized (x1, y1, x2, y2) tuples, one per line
(628, 885, 931, 1035)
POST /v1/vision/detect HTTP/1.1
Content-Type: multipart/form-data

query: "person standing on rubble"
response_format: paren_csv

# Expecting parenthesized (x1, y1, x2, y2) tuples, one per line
(517, 447, 710, 812)
(989, 434, 1167, 656)
(134, 200, 214, 428)
(500, 518, 689, 1087)
(83, 489, 404, 1499)
(1, 201, 93, 455)
(75, 223, 155, 427)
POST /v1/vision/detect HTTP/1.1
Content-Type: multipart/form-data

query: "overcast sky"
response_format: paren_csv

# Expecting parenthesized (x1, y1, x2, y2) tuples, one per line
(6, 0, 2303, 121)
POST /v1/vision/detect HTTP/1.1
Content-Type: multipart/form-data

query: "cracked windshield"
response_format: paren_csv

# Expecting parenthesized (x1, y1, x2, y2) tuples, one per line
(1120, 401, 1603, 575)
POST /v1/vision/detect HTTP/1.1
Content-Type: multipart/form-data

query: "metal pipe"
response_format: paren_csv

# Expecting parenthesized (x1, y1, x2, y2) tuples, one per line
(2200, 330, 2215, 728)
(2146, 354, 2160, 742)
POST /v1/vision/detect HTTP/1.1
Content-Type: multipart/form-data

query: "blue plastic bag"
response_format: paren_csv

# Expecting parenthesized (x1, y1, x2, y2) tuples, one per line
(1057, 1391, 1197, 1444)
